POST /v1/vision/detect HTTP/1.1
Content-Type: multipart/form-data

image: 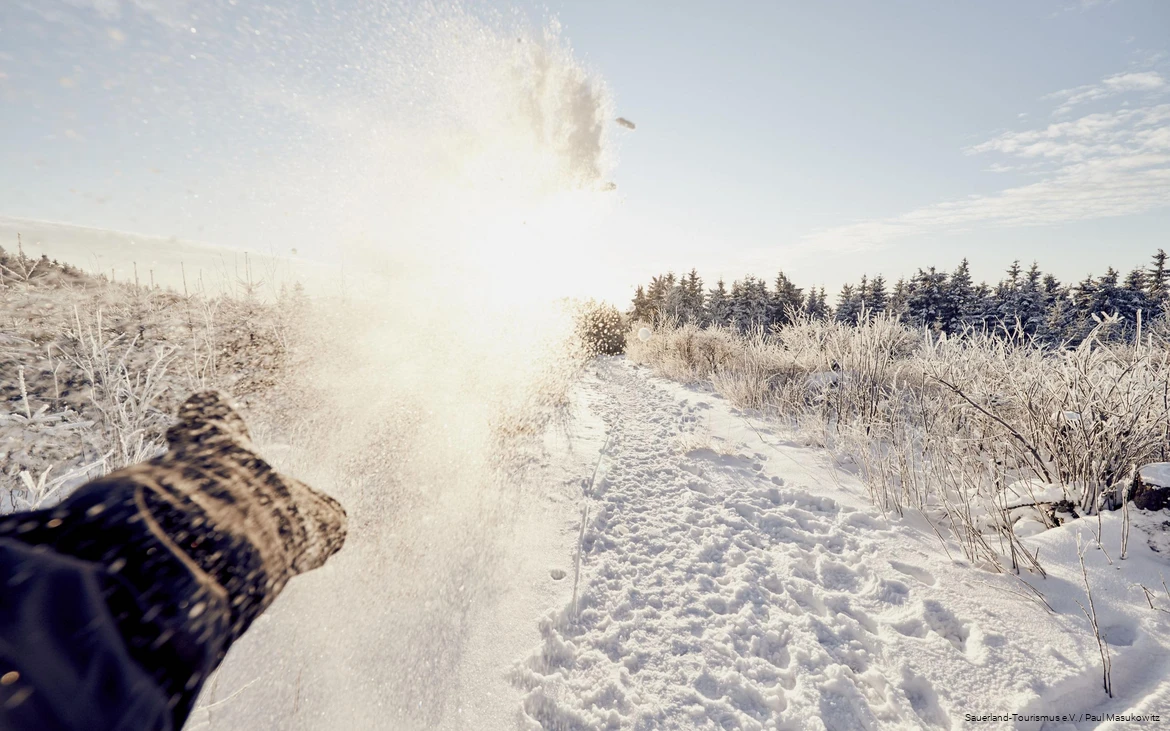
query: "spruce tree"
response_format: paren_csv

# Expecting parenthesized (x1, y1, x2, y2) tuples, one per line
(1120, 267, 1149, 330)
(1006, 260, 1022, 286)
(835, 284, 861, 325)
(1072, 270, 1126, 341)
(705, 280, 732, 327)
(856, 275, 870, 321)
(991, 262, 1023, 335)
(889, 277, 909, 321)
(749, 277, 771, 330)
(662, 283, 687, 323)
(868, 275, 888, 316)
(1041, 274, 1062, 308)
(943, 259, 974, 332)
(1043, 288, 1077, 345)
(1071, 274, 1098, 340)
(1013, 262, 1047, 339)
(1148, 249, 1169, 319)
(803, 287, 830, 321)
(770, 271, 804, 327)
(730, 276, 769, 333)
(630, 285, 652, 322)
(626, 253, 1160, 345)
(1095, 268, 1122, 316)
(645, 274, 673, 321)
(905, 268, 948, 331)
(969, 282, 994, 334)
(682, 269, 705, 323)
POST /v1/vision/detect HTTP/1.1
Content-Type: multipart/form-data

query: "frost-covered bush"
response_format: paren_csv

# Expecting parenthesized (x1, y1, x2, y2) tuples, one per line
(1, 267, 297, 513)
(575, 301, 626, 356)
(626, 322, 740, 384)
(630, 314, 1170, 573)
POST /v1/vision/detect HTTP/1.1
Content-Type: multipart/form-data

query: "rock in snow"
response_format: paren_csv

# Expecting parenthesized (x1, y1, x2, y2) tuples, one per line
(1134, 464, 1170, 511)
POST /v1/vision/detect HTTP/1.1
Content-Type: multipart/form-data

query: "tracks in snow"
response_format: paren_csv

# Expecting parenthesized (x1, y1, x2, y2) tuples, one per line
(514, 359, 1024, 731)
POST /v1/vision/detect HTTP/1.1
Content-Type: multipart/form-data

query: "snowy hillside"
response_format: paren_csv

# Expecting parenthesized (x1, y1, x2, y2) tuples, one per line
(0, 216, 331, 296)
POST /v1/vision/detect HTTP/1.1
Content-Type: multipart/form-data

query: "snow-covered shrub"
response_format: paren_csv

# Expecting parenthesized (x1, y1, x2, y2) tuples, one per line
(575, 301, 626, 356)
(920, 327, 1170, 515)
(1, 265, 295, 513)
(774, 313, 915, 425)
(631, 313, 1170, 573)
(626, 322, 741, 384)
(710, 327, 804, 410)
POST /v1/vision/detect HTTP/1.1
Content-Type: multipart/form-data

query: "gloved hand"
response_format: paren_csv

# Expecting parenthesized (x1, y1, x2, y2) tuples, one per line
(0, 391, 347, 731)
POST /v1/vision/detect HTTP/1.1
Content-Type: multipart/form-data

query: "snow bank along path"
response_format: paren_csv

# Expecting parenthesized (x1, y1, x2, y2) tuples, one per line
(515, 358, 1170, 730)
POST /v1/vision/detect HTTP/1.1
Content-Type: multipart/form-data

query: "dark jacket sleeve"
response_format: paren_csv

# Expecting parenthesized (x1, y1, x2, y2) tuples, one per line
(0, 539, 173, 731)
(0, 390, 346, 731)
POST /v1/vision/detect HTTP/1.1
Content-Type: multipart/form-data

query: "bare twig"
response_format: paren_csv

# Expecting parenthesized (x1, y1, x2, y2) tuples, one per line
(929, 374, 1054, 484)
(1076, 534, 1112, 698)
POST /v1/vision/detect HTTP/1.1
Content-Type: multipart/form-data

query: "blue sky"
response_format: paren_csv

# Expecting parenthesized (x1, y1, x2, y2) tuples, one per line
(1, 0, 1168, 300)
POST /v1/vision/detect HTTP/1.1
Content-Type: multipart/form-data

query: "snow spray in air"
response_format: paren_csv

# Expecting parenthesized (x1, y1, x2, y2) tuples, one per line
(7, 1, 621, 723)
(133, 3, 620, 728)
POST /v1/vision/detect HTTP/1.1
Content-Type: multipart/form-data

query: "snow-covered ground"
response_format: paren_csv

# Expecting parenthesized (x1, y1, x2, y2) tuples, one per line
(196, 354, 1169, 730)
(513, 358, 1170, 730)
(6, 263, 1168, 730)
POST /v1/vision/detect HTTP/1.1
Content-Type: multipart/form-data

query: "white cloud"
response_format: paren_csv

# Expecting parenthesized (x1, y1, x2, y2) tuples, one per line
(1045, 71, 1165, 115)
(804, 95, 1170, 253)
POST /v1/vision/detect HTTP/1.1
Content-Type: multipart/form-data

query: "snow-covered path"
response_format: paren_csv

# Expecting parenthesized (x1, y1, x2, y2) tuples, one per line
(515, 358, 1170, 730)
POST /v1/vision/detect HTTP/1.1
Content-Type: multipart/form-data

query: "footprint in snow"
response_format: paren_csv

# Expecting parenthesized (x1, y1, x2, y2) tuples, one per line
(874, 578, 911, 605)
(900, 669, 952, 729)
(889, 560, 936, 586)
(1101, 623, 1136, 647)
(890, 600, 974, 657)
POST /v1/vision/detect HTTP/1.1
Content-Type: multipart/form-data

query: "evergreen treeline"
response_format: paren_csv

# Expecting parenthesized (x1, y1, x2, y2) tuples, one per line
(629, 251, 1170, 345)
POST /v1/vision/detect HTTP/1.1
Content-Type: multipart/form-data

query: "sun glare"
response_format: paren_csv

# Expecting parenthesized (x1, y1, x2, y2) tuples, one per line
(456, 188, 615, 308)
